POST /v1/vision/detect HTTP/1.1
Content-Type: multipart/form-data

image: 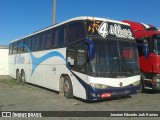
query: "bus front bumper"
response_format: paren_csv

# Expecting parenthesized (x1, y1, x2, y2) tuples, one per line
(87, 85, 140, 101)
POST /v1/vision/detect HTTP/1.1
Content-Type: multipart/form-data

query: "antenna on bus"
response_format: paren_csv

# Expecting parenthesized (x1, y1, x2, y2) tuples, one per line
(52, 0, 56, 25)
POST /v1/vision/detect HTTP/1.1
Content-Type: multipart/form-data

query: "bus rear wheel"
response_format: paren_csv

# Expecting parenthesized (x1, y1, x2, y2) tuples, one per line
(63, 76, 73, 99)
(21, 70, 26, 83)
(16, 70, 20, 82)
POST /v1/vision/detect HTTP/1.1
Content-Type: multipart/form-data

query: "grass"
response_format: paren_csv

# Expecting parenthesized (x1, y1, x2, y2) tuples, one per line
(0, 76, 27, 88)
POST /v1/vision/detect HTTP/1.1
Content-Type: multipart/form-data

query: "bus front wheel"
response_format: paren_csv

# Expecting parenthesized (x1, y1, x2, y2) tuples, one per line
(63, 76, 73, 99)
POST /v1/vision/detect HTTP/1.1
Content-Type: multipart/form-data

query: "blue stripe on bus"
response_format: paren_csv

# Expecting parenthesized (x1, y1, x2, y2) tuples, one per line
(15, 44, 90, 98)
(15, 44, 67, 74)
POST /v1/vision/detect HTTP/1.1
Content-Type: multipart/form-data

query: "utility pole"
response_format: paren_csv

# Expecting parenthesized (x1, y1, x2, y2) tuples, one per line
(52, 0, 56, 25)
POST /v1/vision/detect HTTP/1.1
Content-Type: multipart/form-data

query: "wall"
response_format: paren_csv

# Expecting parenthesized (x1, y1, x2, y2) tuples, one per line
(0, 48, 9, 75)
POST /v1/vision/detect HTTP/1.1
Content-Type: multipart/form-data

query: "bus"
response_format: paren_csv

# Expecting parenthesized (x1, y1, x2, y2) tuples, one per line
(123, 20, 160, 91)
(9, 16, 141, 101)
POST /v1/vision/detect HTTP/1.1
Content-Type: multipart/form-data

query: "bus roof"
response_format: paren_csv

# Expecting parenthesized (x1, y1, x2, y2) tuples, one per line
(10, 16, 130, 43)
(123, 20, 160, 38)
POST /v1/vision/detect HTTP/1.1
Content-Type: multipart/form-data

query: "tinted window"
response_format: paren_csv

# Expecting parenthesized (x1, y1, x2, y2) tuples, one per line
(107, 40, 120, 72)
(64, 27, 68, 45)
(13, 42, 17, 54)
(35, 34, 40, 51)
(90, 39, 139, 75)
(46, 30, 52, 49)
(59, 27, 65, 46)
(24, 38, 30, 52)
(54, 30, 59, 47)
(69, 22, 84, 44)
(18, 40, 24, 53)
(119, 41, 139, 72)
(52, 29, 55, 47)
(27, 37, 32, 51)
(52, 27, 68, 47)
(31, 36, 36, 51)
(41, 33, 46, 50)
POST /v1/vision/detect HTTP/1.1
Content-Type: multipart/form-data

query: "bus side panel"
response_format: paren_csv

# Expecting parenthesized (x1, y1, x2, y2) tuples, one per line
(25, 48, 67, 91)
(44, 60, 66, 91)
(69, 71, 88, 100)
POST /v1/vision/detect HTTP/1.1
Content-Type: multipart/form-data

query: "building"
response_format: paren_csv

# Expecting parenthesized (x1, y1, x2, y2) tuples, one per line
(0, 46, 9, 75)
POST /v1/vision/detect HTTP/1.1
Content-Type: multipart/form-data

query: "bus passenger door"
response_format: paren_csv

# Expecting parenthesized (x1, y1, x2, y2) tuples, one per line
(67, 42, 88, 99)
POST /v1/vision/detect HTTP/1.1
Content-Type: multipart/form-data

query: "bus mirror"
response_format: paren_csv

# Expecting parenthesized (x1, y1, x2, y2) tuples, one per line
(84, 38, 95, 60)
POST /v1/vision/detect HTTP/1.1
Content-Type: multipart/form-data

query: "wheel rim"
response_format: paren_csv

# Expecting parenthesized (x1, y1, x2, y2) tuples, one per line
(64, 80, 70, 94)
(21, 72, 25, 82)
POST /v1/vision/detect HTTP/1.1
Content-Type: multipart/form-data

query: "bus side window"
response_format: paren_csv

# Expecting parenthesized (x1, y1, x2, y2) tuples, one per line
(41, 33, 46, 50)
(24, 37, 31, 52)
(34, 37, 38, 51)
(31, 36, 35, 51)
(64, 27, 68, 45)
(59, 27, 64, 47)
(52, 29, 55, 48)
(54, 30, 59, 47)
(13, 42, 17, 54)
(27, 37, 32, 50)
(18, 40, 24, 53)
(46, 30, 52, 49)
(69, 22, 84, 44)
(23, 38, 27, 52)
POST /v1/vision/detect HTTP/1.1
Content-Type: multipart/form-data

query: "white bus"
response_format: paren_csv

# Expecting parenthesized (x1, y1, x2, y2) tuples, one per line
(9, 16, 140, 101)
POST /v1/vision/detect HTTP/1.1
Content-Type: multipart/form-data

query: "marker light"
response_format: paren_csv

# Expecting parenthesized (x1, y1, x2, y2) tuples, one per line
(133, 80, 140, 86)
(90, 83, 109, 89)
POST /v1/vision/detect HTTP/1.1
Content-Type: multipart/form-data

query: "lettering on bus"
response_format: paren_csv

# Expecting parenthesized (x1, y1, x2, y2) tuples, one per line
(98, 21, 133, 39)
(14, 54, 25, 64)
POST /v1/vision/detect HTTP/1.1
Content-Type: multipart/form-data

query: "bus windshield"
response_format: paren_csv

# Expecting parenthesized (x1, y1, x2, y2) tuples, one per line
(90, 38, 139, 77)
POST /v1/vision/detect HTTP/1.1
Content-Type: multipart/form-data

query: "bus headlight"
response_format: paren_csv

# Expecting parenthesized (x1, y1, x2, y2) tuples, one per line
(90, 83, 109, 89)
(132, 81, 140, 86)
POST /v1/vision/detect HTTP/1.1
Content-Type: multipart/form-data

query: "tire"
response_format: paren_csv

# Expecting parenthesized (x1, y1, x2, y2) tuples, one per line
(21, 70, 26, 83)
(63, 76, 73, 99)
(139, 74, 145, 93)
(16, 70, 21, 82)
(139, 82, 143, 93)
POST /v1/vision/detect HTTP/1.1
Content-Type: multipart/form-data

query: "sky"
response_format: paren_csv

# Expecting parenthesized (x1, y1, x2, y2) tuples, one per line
(0, 0, 160, 45)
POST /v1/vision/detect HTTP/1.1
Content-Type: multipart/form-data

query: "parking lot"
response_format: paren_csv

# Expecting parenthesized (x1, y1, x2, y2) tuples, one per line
(0, 75, 160, 120)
